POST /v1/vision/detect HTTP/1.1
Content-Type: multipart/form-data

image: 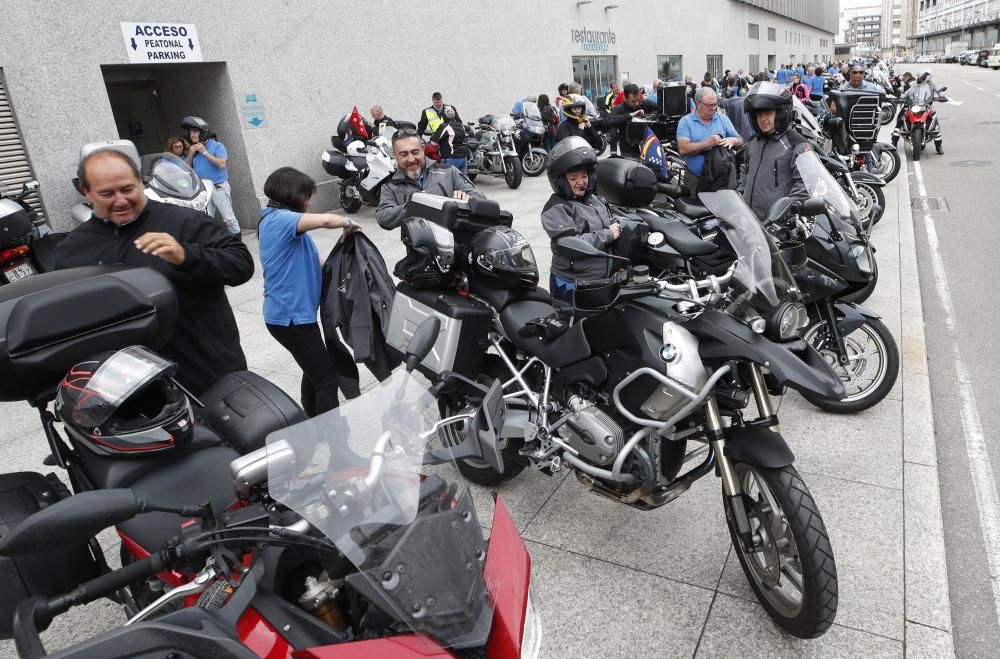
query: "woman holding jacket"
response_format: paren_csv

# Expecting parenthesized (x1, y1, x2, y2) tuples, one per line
(258, 167, 360, 416)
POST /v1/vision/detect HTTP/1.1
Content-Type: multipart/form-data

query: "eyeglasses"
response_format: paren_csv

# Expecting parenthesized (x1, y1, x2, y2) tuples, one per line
(698, 101, 719, 110)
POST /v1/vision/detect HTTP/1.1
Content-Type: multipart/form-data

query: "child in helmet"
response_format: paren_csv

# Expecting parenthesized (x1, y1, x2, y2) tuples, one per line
(555, 96, 603, 149)
(541, 136, 637, 303)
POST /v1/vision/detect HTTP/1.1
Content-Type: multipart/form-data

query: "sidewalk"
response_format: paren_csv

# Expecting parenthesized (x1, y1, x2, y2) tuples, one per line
(0, 154, 954, 657)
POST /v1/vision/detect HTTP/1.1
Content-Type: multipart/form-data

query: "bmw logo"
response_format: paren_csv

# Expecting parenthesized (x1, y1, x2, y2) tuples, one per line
(659, 344, 679, 364)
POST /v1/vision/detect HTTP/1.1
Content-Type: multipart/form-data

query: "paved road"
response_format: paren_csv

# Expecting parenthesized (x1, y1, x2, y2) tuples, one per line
(907, 62, 1000, 658)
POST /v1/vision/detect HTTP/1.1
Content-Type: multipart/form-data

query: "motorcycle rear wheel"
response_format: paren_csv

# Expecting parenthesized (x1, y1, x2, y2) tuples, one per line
(504, 156, 523, 189)
(911, 127, 924, 161)
(339, 183, 362, 214)
(869, 147, 900, 184)
(725, 463, 838, 638)
(799, 316, 899, 414)
(522, 151, 546, 177)
(879, 103, 895, 126)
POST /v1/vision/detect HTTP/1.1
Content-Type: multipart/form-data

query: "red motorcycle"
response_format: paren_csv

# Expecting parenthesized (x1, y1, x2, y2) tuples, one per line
(899, 86, 948, 161)
(0, 268, 538, 658)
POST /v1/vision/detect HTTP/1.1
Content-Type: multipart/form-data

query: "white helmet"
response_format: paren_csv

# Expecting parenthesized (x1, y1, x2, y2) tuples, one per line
(346, 141, 367, 157)
(918, 69, 932, 83)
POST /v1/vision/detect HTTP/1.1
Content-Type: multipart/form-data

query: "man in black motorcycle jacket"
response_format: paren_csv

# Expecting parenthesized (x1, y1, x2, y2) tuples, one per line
(611, 83, 659, 158)
(376, 131, 483, 230)
(737, 82, 811, 220)
(55, 148, 254, 396)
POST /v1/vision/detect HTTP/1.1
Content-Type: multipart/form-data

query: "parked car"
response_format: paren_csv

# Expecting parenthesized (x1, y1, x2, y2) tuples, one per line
(977, 49, 991, 67)
(959, 50, 977, 65)
(988, 46, 1000, 70)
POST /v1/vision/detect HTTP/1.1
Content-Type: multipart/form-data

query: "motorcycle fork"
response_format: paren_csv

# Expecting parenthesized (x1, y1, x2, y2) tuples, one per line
(709, 394, 756, 550)
(819, 298, 851, 365)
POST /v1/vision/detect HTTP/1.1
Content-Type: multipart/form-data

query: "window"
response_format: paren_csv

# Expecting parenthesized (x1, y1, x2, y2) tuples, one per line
(768, 27, 776, 41)
(657, 55, 683, 82)
(768, 54, 776, 71)
(749, 54, 760, 74)
(749, 23, 759, 39)
(706, 54, 723, 81)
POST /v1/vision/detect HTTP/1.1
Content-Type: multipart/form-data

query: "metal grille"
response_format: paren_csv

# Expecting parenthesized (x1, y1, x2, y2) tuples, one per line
(848, 95, 881, 143)
(0, 69, 46, 224)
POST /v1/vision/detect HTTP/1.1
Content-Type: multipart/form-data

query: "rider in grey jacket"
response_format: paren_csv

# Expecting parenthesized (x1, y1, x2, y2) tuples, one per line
(376, 132, 482, 230)
(737, 82, 812, 220)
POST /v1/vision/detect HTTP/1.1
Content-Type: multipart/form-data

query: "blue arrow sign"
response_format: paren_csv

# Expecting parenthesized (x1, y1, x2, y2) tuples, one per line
(248, 117, 264, 127)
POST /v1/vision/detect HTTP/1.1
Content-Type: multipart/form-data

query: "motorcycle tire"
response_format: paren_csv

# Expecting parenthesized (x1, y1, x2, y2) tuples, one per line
(522, 151, 546, 177)
(725, 462, 838, 639)
(339, 183, 362, 214)
(869, 146, 900, 184)
(799, 315, 899, 414)
(437, 356, 526, 486)
(504, 156, 523, 189)
(879, 103, 895, 126)
(911, 126, 923, 162)
(594, 132, 608, 157)
(849, 177, 886, 231)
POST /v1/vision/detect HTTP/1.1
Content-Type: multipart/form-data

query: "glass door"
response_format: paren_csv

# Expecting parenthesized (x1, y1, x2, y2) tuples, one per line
(572, 55, 619, 106)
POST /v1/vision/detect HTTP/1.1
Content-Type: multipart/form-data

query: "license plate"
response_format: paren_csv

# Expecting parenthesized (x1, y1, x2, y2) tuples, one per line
(3, 260, 36, 283)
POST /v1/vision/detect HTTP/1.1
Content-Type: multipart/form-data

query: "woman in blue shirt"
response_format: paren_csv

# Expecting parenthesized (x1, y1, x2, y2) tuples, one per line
(809, 67, 826, 101)
(259, 167, 359, 416)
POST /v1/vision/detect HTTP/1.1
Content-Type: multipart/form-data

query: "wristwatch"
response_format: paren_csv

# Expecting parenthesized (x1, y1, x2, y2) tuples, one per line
(345, 218, 354, 228)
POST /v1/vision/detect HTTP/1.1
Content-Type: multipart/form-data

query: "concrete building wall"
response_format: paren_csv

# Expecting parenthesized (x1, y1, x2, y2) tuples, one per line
(0, 0, 835, 231)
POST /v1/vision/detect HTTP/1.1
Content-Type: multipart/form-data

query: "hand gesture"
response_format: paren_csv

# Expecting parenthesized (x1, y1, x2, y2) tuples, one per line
(135, 232, 186, 266)
(609, 222, 622, 240)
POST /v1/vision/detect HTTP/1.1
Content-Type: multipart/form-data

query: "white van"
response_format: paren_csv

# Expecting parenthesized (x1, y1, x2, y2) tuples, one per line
(988, 44, 1000, 70)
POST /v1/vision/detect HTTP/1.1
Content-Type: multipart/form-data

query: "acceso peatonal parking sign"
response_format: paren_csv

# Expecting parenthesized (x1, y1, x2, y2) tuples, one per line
(119, 22, 204, 64)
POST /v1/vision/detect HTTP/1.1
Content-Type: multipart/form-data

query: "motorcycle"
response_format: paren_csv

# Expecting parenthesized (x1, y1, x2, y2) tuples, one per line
(824, 90, 901, 184)
(0, 269, 538, 657)
(467, 115, 523, 189)
(321, 128, 397, 213)
(0, 180, 64, 285)
(388, 190, 844, 638)
(898, 87, 948, 161)
(513, 102, 549, 177)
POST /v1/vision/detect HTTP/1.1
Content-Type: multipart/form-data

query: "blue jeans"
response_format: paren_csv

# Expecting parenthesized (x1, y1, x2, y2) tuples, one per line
(442, 157, 468, 176)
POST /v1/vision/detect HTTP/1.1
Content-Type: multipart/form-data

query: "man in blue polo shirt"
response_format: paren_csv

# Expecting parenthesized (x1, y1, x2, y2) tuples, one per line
(182, 116, 240, 235)
(676, 87, 742, 197)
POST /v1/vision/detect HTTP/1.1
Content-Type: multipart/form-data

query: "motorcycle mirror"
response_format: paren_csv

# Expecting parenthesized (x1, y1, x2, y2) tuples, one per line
(556, 236, 603, 259)
(71, 177, 83, 195)
(70, 203, 94, 224)
(21, 180, 39, 194)
(799, 198, 827, 217)
(0, 489, 141, 556)
(765, 197, 796, 225)
(405, 316, 440, 372)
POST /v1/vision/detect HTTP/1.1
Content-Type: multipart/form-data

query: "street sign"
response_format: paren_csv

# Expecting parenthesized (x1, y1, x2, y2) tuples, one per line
(120, 22, 203, 64)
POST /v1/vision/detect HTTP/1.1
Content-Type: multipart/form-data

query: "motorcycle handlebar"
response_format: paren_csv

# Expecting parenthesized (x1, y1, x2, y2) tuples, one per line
(654, 262, 737, 295)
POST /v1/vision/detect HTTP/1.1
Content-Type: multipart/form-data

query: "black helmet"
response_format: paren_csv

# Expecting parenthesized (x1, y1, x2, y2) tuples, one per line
(180, 116, 210, 142)
(470, 226, 538, 290)
(55, 346, 194, 457)
(394, 218, 456, 289)
(546, 136, 598, 199)
(744, 82, 793, 135)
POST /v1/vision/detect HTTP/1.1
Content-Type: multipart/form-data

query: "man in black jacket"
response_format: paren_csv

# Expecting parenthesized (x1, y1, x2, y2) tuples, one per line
(611, 83, 659, 157)
(55, 148, 254, 395)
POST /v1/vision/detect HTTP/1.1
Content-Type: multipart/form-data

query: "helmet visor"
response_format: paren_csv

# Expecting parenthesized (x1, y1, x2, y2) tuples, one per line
(488, 242, 537, 273)
(69, 346, 177, 429)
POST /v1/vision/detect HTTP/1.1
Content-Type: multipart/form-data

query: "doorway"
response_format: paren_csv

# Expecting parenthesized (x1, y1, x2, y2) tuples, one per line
(100, 63, 256, 227)
(572, 55, 619, 106)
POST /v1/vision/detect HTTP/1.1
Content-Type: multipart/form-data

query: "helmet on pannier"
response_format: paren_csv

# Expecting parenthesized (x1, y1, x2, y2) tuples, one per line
(470, 226, 538, 290)
(55, 346, 194, 457)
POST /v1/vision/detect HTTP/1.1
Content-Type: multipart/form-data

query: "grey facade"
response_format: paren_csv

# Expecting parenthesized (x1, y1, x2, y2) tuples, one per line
(915, 0, 1000, 52)
(0, 0, 835, 232)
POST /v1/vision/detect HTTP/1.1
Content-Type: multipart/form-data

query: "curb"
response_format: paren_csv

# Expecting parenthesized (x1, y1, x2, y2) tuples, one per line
(895, 149, 957, 656)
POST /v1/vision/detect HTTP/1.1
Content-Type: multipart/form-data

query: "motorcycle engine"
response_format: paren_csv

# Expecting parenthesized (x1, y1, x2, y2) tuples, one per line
(561, 396, 624, 467)
(639, 321, 709, 421)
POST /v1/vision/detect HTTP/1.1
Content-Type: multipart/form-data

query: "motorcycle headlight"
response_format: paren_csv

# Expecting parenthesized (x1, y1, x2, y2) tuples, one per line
(911, 104, 925, 113)
(767, 302, 809, 341)
(530, 126, 544, 135)
(850, 244, 873, 275)
(520, 586, 543, 659)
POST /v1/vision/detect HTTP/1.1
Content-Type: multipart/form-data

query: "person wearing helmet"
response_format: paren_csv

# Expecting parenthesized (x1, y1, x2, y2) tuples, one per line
(894, 69, 943, 152)
(430, 106, 469, 175)
(541, 136, 638, 303)
(375, 130, 483, 230)
(737, 81, 812, 220)
(181, 116, 241, 235)
(555, 95, 603, 149)
(55, 143, 254, 396)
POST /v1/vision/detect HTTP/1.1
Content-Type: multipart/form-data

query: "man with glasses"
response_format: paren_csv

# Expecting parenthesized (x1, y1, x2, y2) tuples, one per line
(375, 129, 482, 230)
(840, 66, 882, 92)
(676, 87, 742, 197)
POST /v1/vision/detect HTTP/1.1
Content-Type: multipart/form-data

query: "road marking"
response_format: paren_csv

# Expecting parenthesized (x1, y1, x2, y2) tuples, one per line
(913, 159, 1000, 626)
(946, 98, 965, 106)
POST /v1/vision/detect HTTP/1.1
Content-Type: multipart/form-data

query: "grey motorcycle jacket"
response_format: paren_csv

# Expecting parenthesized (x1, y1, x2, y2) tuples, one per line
(737, 129, 811, 219)
(375, 162, 483, 230)
(542, 192, 636, 282)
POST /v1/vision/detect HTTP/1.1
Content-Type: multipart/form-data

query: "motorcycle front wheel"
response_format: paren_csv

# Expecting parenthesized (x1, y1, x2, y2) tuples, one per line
(800, 316, 899, 414)
(504, 156, 523, 189)
(725, 463, 838, 638)
(911, 126, 924, 161)
(849, 177, 886, 231)
(522, 150, 546, 177)
(339, 182, 362, 214)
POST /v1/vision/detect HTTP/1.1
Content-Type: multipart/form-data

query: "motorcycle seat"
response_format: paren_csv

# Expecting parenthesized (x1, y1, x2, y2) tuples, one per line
(500, 300, 590, 369)
(117, 445, 241, 554)
(673, 197, 713, 220)
(641, 212, 717, 256)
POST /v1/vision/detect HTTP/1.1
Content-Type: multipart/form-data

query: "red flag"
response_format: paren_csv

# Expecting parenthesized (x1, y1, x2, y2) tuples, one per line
(348, 106, 369, 140)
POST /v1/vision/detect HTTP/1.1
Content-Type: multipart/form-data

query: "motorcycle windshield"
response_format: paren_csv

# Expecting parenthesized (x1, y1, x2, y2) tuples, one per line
(141, 154, 202, 200)
(698, 190, 799, 310)
(791, 96, 821, 134)
(266, 370, 495, 651)
(521, 102, 542, 121)
(492, 115, 516, 132)
(795, 150, 861, 226)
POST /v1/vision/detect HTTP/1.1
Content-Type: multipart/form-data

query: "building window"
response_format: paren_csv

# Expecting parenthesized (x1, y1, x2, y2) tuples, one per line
(768, 27, 776, 41)
(706, 54, 723, 81)
(749, 23, 759, 39)
(657, 55, 683, 82)
(749, 54, 760, 74)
